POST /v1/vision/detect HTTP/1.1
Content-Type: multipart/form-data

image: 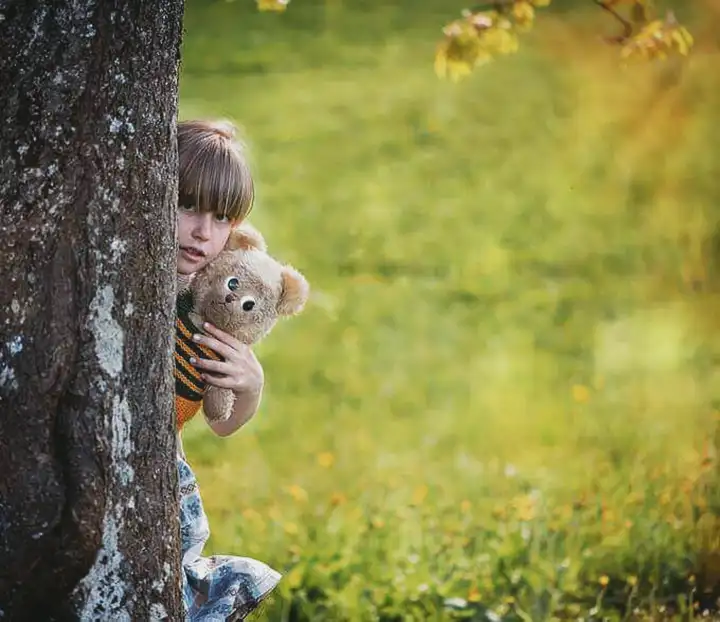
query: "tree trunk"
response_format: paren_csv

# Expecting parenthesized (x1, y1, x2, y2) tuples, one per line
(0, 1, 185, 619)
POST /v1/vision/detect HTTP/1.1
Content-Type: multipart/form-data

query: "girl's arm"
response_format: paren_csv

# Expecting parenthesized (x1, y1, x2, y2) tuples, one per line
(205, 384, 263, 437)
(190, 322, 266, 437)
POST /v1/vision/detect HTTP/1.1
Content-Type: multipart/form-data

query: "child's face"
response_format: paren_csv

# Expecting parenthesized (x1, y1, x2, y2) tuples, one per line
(177, 206, 232, 275)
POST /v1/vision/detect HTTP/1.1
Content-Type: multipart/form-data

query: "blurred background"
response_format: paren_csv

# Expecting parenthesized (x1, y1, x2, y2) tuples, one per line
(178, 1, 720, 619)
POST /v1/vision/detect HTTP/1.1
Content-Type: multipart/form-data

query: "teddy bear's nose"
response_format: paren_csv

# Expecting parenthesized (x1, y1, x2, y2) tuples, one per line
(225, 294, 235, 304)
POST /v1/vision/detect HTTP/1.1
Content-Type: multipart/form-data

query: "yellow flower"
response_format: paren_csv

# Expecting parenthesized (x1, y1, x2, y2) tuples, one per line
(572, 384, 590, 403)
(256, 0, 289, 12)
(241, 508, 261, 521)
(371, 516, 385, 529)
(284, 522, 299, 535)
(513, 494, 536, 521)
(627, 575, 638, 587)
(316, 451, 335, 469)
(467, 586, 481, 602)
(412, 484, 429, 506)
(599, 575, 609, 587)
(460, 499, 472, 513)
(288, 544, 302, 556)
(286, 484, 308, 503)
(330, 492, 346, 506)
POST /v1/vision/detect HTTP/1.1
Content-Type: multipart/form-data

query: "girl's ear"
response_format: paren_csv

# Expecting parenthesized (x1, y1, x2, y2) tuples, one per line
(277, 265, 310, 316)
(225, 222, 267, 252)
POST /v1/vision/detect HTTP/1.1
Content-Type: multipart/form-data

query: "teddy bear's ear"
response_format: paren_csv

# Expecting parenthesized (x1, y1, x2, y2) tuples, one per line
(277, 265, 310, 316)
(225, 222, 267, 252)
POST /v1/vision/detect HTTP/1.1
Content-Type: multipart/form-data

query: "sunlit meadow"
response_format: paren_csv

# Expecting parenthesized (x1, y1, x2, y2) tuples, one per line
(177, 1, 720, 619)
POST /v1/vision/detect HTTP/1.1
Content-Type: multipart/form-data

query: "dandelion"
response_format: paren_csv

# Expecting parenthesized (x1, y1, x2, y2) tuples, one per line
(330, 491, 346, 506)
(460, 499, 472, 513)
(284, 522, 299, 535)
(601, 507, 616, 524)
(257, 0, 289, 11)
(412, 484, 429, 505)
(572, 383, 590, 403)
(504, 463, 518, 478)
(288, 544, 302, 556)
(467, 586, 481, 602)
(316, 451, 335, 469)
(513, 494, 536, 521)
(241, 508, 261, 521)
(286, 483, 308, 503)
(599, 575, 609, 587)
(627, 575, 638, 587)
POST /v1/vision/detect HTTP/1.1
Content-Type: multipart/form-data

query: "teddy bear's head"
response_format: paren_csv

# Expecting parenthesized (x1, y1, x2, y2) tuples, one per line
(189, 223, 309, 345)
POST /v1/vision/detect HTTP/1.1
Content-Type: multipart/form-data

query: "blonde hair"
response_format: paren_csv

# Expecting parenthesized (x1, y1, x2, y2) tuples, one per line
(177, 119, 255, 222)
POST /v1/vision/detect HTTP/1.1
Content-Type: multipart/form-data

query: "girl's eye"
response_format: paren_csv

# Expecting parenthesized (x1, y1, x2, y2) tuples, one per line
(215, 213, 230, 223)
(226, 277, 240, 291)
(240, 296, 255, 312)
(179, 203, 197, 213)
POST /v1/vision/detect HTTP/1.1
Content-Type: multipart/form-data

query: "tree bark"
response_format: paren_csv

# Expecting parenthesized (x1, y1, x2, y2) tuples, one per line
(0, 1, 184, 620)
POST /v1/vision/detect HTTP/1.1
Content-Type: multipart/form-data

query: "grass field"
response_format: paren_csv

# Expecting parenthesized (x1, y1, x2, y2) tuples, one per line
(177, 1, 720, 619)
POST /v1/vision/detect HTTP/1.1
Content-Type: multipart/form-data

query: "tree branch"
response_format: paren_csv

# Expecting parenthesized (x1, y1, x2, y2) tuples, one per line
(593, 0, 634, 43)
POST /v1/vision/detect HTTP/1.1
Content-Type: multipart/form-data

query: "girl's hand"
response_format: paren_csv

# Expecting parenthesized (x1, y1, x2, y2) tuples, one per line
(190, 322, 264, 397)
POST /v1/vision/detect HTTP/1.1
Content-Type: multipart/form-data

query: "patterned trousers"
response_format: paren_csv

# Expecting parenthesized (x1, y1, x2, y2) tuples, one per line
(178, 453, 282, 621)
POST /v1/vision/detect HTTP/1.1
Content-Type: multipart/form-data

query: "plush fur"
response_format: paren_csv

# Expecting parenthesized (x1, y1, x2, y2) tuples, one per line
(186, 223, 309, 422)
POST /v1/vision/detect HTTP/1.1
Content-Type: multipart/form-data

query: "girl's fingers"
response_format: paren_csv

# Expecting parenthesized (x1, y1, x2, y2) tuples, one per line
(192, 333, 235, 359)
(202, 373, 236, 389)
(201, 322, 243, 351)
(191, 356, 230, 374)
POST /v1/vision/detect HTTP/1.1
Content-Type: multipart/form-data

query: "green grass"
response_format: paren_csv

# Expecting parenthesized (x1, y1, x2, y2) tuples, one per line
(178, 1, 720, 619)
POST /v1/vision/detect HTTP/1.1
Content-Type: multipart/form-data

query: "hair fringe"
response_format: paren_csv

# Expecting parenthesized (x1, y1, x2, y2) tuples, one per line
(177, 119, 255, 222)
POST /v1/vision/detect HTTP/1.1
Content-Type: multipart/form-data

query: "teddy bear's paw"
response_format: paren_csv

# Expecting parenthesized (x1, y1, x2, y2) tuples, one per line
(203, 387, 236, 422)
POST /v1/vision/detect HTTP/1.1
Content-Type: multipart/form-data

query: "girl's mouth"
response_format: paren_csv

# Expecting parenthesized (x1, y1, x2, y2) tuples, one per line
(180, 246, 206, 260)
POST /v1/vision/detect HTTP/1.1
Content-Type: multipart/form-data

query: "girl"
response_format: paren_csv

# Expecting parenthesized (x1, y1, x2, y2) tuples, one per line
(174, 118, 281, 620)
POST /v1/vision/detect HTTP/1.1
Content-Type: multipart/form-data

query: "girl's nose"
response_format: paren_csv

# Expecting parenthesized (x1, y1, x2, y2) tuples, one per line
(192, 213, 213, 240)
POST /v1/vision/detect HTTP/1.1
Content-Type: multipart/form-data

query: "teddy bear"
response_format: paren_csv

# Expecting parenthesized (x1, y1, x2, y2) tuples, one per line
(181, 222, 309, 424)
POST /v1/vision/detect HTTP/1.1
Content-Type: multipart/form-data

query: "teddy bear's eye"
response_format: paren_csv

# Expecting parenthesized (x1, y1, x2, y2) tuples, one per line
(226, 277, 240, 291)
(240, 296, 255, 312)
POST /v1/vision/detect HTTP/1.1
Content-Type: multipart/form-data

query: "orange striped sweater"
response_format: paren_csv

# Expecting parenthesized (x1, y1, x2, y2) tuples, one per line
(175, 290, 223, 430)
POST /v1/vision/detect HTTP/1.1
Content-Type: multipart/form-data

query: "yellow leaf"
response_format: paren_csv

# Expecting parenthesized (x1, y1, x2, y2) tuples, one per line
(671, 28, 693, 55)
(512, 1, 535, 30)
